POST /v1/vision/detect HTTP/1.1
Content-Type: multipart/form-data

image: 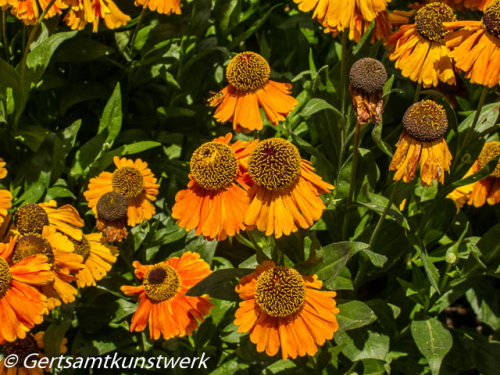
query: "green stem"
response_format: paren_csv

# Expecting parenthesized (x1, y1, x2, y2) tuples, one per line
(369, 181, 401, 248)
(342, 119, 361, 239)
(461, 85, 488, 153)
(19, 0, 58, 98)
(2, 11, 9, 62)
(340, 31, 348, 114)
(413, 83, 422, 103)
(130, 7, 147, 50)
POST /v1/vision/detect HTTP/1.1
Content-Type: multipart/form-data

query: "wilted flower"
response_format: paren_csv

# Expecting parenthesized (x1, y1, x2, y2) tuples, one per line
(349, 57, 387, 125)
(389, 100, 452, 186)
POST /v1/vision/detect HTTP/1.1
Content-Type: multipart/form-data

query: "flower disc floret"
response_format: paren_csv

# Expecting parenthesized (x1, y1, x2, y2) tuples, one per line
(350, 58, 387, 94)
(248, 138, 301, 191)
(477, 142, 500, 178)
(226, 52, 270, 92)
(13, 234, 54, 265)
(415, 3, 456, 42)
(2, 335, 39, 366)
(190, 142, 238, 191)
(483, 0, 500, 38)
(14, 204, 49, 235)
(403, 100, 448, 142)
(255, 266, 306, 318)
(70, 235, 91, 261)
(112, 167, 145, 199)
(0, 257, 11, 295)
(96, 192, 128, 222)
(143, 264, 181, 302)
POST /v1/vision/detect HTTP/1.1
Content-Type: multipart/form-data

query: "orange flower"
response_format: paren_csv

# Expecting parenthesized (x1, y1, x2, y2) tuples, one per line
(234, 261, 339, 360)
(389, 3, 457, 88)
(322, 10, 392, 43)
(0, 190, 12, 228)
(349, 57, 387, 125)
(11, 226, 84, 311)
(63, 0, 130, 32)
(71, 233, 118, 288)
(389, 100, 452, 187)
(445, 0, 500, 87)
(121, 252, 214, 340)
(448, 142, 500, 207)
(294, 0, 390, 41)
(134, 0, 180, 15)
(244, 138, 334, 238)
(172, 133, 257, 241)
(84, 157, 160, 241)
(3, 0, 66, 25)
(14, 201, 84, 241)
(0, 331, 68, 374)
(209, 52, 298, 133)
(0, 158, 7, 179)
(0, 237, 53, 344)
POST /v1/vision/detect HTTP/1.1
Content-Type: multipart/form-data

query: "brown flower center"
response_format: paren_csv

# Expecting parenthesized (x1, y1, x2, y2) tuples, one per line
(96, 192, 128, 222)
(415, 3, 456, 42)
(483, 0, 500, 38)
(255, 266, 306, 318)
(2, 335, 40, 367)
(14, 204, 49, 235)
(70, 235, 91, 261)
(143, 264, 180, 302)
(190, 142, 238, 191)
(112, 167, 144, 199)
(403, 100, 448, 142)
(248, 138, 301, 191)
(0, 257, 11, 296)
(350, 58, 387, 94)
(477, 142, 500, 178)
(13, 234, 54, 265)
(226, 52, 270, 92)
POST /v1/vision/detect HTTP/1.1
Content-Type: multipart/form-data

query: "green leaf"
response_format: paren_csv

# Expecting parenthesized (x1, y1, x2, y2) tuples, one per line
(186, 268, 253, 302)
(337, 301, 377, 331)
(461, 333, 500, 375)
(466, 284, 500, 330)
(54, 37, 116, 62)
(98, 82, 122, 145)
(43, 323, 67, 358)
(70, 129, 108, 178)
(98, 141, 162, 171)
(458, 102, 500, 135)
(356, 192, 409, 229)
(300, 98, 342, 118)
(407, 232, 441, 294)
(310, 242, 369, 286)
(411, 318, 453, 375)
(335, 327, 390, 362)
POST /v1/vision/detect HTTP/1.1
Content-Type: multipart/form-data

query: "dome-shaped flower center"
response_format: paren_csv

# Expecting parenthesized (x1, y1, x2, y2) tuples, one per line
(226, 52, 270, 92)
(483, 0, 500, 38)
(112, 167, 144, 199)
(70, 235, 91, 261)
(403, 100, 448, 142)
(255, 266, 306, 318)
(96, 192, 128, 222)
(143, 264, 181, 302)
(477, 142, 500, 178)
(14, 204, 49, 235)
(350, 58, 387, 94)
(248, 138, 301, 191)
(415, 3, 456, 42)
(13, 234, 54, 265)
(2, 334, 40, 366)
(0, 257, 11, 296)
(190, 142, 238, 191)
